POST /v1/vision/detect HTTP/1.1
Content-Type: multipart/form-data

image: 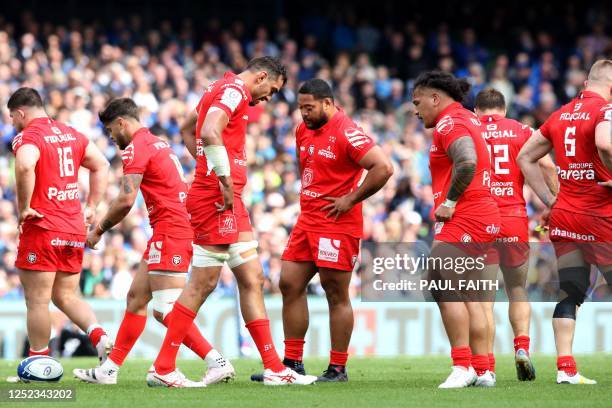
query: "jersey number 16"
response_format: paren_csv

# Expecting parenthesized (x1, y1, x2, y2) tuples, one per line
(57, 147, 74, 177)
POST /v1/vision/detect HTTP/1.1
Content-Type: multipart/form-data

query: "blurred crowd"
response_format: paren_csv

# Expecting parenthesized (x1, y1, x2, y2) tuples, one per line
(0, 9, 610, 301)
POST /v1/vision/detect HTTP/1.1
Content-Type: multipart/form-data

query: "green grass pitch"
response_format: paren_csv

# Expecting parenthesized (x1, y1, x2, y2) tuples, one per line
(0, 355, 610, 407)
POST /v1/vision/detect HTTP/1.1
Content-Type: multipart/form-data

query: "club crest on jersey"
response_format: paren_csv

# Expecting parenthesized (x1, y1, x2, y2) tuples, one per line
(27, 252, 37, 264)
(172, 255, 182, 265)
(302, 167, 313, 187)
(121, 144, 135, 166)
(461, 233, 472, 243)
(308, 145, 314, 156)
(219, 214, 237, 236)
(344, 128, 370, 149)
(436, 115, 454, 135)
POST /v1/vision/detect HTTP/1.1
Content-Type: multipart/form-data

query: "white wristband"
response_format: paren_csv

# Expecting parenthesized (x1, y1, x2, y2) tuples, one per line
(203, 145, 231, 177)
(443, 199, 457, 208)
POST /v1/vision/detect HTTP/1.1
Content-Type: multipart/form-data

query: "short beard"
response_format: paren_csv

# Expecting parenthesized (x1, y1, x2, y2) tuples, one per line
(304, 113, 329, 130)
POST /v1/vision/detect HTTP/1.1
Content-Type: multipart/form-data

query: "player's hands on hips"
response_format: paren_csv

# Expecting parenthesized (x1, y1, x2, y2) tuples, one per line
(86, 229, 102, 250)
(216, 177, 234, 212)
(322, 194, 356, 220)
(434, 205, 455, 222)
(537, 194, 557, 232)
(84, 205, 96, 229)
(18, 207, 44, 233)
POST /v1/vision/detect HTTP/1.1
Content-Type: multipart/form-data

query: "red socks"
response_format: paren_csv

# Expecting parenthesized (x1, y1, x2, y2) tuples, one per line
(29, 347, 49, 356)
(472, 354, 489, 376)
(284, 338, 305, 361)
(154, 302, 196, 375)
(162, 312, 213, 359)
(488, 352, 496, 374)
(450, 346, 472, 369)
(514, 335, 530, 354)
(330, 350, 349, 367)
(245, 319, 285, 372)
(557, 355, 577, 376)
(88, 326, 106, 348)
(108, 311, 147, 366)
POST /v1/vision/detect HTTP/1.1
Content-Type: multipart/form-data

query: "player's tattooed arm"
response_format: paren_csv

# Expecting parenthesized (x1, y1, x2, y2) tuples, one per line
(180, 110, 199, 159)
(518, 130, 556, 207)
(446, 136, 477, 202)
(95, 174, 143, 234)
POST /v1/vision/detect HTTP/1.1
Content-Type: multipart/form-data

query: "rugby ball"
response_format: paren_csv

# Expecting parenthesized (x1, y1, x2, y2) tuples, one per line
(17, 356, 63, 382)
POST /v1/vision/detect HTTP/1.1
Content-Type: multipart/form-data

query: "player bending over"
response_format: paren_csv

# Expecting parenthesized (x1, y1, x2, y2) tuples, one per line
(9, 87, 112, 365)
(253, 78, 393, 382)
(518, 59, 612, 385)
(413, 71, 501, 388)
(150, 57, 317, 386)
(74, 98, 232, 387)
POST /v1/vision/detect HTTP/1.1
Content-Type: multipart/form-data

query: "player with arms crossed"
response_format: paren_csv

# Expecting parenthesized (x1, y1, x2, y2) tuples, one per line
(413, 72, 501, 388)
(518, 59, 612, 385)
(253, 79, 393, 382)
(475, 88, 558, 381)
(151, 57, 317, 386)
(74, 98, 232, 387)
(9, 87, 111, 364)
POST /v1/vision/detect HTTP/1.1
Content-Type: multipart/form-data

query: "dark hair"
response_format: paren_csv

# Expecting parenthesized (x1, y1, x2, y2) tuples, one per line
(475, 88, 506, 110)
(98, 98, 139, 124)
(413, 71, 470, 102)
(246, 56, 287, 86)
(298, 79, 334, 101)
(7, 87, 44, 110)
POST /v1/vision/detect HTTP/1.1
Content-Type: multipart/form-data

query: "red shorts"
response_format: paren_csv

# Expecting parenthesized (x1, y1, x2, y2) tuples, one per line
(281, 226, 360, 272)
(495, 216, 530, 268)
(16, 224, 85, 273)
(434, 212, 501, 264)
(187, 192, 252, 246)
(549, 208, 612, 266)
(143, 233, 193, 273)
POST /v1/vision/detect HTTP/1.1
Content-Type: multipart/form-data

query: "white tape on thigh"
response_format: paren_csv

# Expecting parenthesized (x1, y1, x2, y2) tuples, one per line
(148, 271, 187, 277)
(151, 288, 183, 319)
(227, 240, 259, 269)
(192, 244, 230, 268)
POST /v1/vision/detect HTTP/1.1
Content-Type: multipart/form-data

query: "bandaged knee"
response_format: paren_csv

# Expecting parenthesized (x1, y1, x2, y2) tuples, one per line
(227, 240, 259, 269)
(553, 267, 590, 320)
(151, 288, 183, 319)
(192, 244, 230, 268)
